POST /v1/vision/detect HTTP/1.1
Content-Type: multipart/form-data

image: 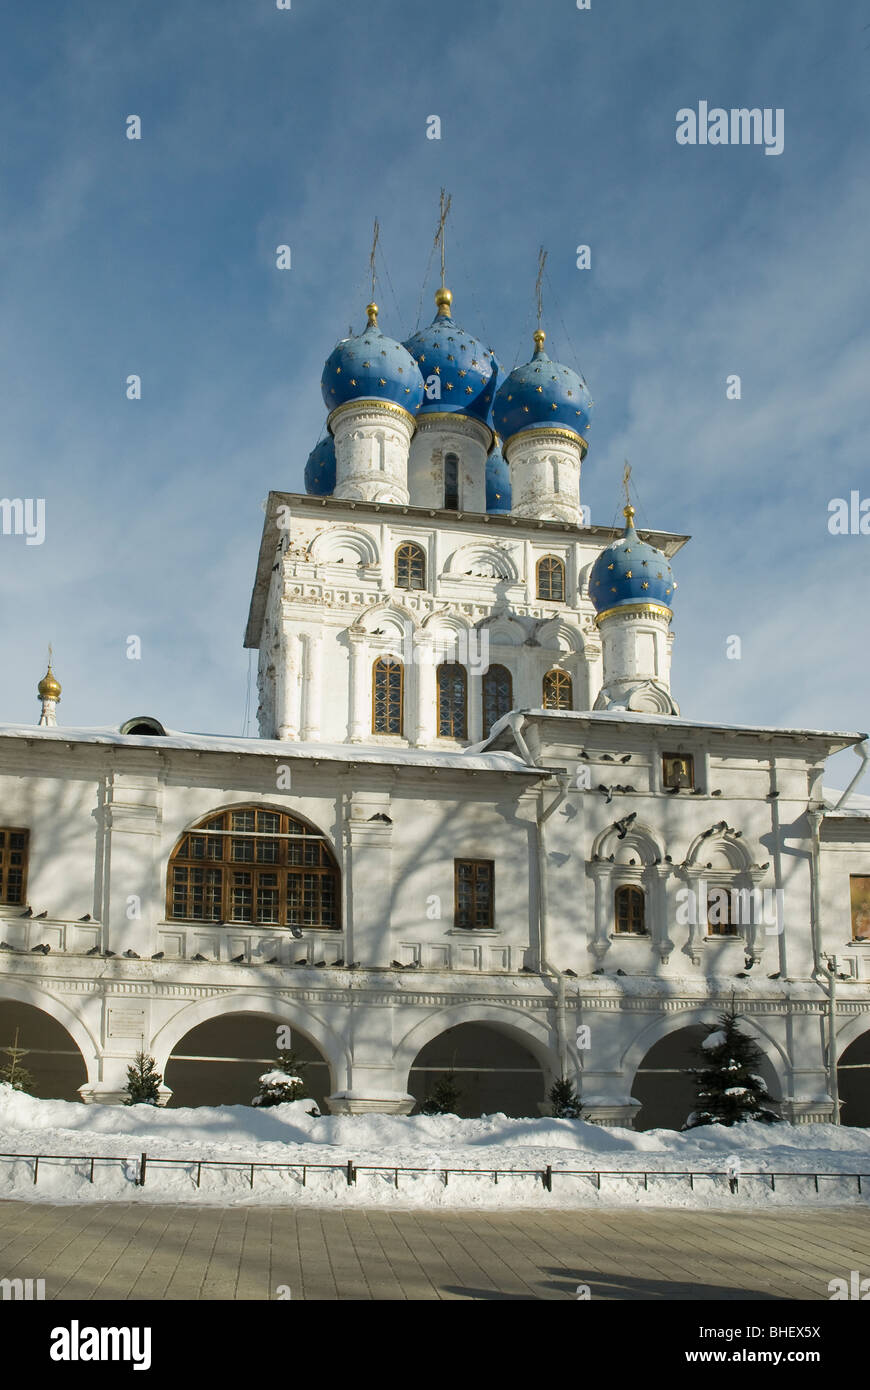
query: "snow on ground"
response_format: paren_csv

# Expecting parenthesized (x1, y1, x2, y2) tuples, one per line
(1, 1085, 869, 1210)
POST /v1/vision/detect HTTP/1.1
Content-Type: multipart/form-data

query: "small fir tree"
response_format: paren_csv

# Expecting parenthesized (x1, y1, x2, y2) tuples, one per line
(0, 1029, 35, 1094)
(252, 1049, 309, 1108)
(684, 1009, 780, 1129)
(124, 1051, 163, 1106)
(549, 1076, 584, 1119)
(420, 1072, 461, 1116)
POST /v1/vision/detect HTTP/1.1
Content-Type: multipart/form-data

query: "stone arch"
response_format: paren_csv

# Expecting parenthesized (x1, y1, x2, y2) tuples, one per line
(534, 617, 585, 655)
(308, 527, 379, 567)
(835, 1019, 870, 1126)
(164, 799, 341, 873)
(684, 828, 754, 872)
(592, 821, 663, 867)
(621, 1007, 789, 1092)
(393, 1002, 555, 1086)
(0, 978, 100, 1085)
(149, 992, 348, 1091)
(443, 543, 518, 583)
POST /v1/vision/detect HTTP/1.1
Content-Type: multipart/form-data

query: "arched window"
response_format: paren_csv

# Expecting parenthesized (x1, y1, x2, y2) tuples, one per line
(707, 887, 739, 936)
(536, 555, 565, 601)
(542, 668, 573, 710)
(395, 542, 425, 591)
(615, 884, 646, 935)
(373, 656, 403, 735)
(437, 662, 467, 738)
(482, 664, 512, 735)
(444, 453, 459, 510)
(168, 807, 340, 928)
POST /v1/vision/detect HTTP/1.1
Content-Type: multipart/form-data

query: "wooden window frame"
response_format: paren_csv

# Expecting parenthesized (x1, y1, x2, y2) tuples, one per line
(614, 883, 646, 935)
(536, 555, 566, 602)
(395, 542, 426, 591)
(454, 858, 495, 930)
(542, 668, 573, 710)
(482, 664, 513, 736)
(706, 886, 739, 936)
(437, 662, 468, 739)
(166, 808, 340, 929)
(0, 827, 29, 906)
(662, 753, 694, 790)
(372, 655, 404, 736)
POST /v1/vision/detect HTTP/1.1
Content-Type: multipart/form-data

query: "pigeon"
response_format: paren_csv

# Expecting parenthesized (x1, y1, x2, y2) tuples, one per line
(391, 960, 405, 970)
(271, 562, 279, 572)
(151, 951, 164, 960)
(296, 959, 308, 966)
(0, 942, 15, 952)
(331, 958, 344, 967)
(592, 968, 604, 976)
(191, 953, 207, 962)
(78, 914, 92, 922)
(691, 788, 704, 796)
(86, 945, 102, 956)
(615, 968, 626, 977)
(19, 907, 33, 918)
(519, 965, 535, 973)
(265, 956, 279, 965)
(767, 791, 779, 799)
(563, 969, 577, 978)
(735, 972, 749, 979)
(123, 949, 139, 959)
(601, 753, 614, 762)
(34, 910, 48, 919)
(578, 750, 589, 760)
(666, 785, 680, 795)
(614, 812, 637, 840)
(607, 854, 615, 862)
(104, 950, 116, 958)
(368, 812, 392, 823)
(664, 855, 672, 863)
(620, 754, 632, 763)
(768, 972, 781, 980)
(598, 785, 613, 804)
(31, 943, 50, 954)
(314, 960, 326, 968)
(230, 953, 246, 964)
(290, 927, 304, 939)
(711, 789, 722, 797)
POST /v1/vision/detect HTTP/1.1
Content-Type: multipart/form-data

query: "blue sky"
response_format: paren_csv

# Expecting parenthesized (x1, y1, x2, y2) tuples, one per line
(1, 0, 868, 790)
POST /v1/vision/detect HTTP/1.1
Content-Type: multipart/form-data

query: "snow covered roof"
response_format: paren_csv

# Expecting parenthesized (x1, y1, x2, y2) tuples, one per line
(0, 722, 545, 777)
(822, 787, 870, 820)
(475, 708, 866, 758)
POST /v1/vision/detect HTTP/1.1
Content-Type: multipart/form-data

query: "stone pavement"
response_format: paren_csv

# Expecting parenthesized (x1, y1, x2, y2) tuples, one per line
(0, 1201, 867, 1300)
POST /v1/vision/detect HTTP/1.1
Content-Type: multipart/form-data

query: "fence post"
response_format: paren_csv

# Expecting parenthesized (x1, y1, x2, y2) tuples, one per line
(33, 1156, 38, 1185)
(346, 1160, 356, 1186)
(138, 1152, 147, 1187)
(542, 1165, 552, 1192)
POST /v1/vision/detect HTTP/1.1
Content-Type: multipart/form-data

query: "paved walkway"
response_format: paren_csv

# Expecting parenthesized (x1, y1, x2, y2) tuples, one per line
(0, 1201, 867, 1300)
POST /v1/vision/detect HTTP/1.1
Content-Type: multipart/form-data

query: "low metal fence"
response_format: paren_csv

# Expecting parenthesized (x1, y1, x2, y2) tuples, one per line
(0, 1150, 868, 1197)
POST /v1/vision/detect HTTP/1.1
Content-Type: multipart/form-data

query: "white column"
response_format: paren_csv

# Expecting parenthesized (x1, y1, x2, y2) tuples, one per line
(277, 631, 302, 740)
(348, 633, 369, 742)
(414, 637, 436, 746)
(301, 633, 322, 741)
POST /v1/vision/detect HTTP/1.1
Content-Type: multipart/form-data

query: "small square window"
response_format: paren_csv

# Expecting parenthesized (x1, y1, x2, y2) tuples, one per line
(663, 753, 694, 790)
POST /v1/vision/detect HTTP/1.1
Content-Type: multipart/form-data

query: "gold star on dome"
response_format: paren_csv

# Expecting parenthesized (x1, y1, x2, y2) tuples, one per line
(607, 563, 614, 570)
(447, 354, 455, 362)
(641, 560, 648, 567)
(665, 588, 671, 595)
(523, 405, 530, 412)
(536, 385, 543, 393)
(626, 570, 632, 579)
(433, 366, 440, 374)
(507, 394, 513, 401)
(350, 378, 357, 386)
(551, 402, 558, 409)
(465, 386, 473, 393)
(471, 359, 479, 367)
(379, 378, 386, 386)
(335, 366, 342, 373)
(459, 369, 467, 377)
(656, 572, 663, 579)
(611, 587, 617, 593)
(362, 361, 371, 368)
(418, 355, 425, 363)
(445, 382, 453, 390)
(642, 581, 649, 590)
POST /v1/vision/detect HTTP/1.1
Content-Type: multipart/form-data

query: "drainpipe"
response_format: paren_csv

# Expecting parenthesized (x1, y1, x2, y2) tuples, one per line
(506, 712, 570, 1079)
(807, 803, 839, 1124)
(833, 738, 870, 810)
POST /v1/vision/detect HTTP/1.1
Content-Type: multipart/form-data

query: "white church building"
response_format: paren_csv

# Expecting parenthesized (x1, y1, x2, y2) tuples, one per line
(2, 281, 870, 1128)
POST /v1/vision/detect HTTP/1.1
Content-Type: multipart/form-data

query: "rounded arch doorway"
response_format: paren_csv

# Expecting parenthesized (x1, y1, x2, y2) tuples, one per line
(0, 1000, 88, 1101)
(164, 1013, 332, 1110)
(408, 1022, 546, 1118)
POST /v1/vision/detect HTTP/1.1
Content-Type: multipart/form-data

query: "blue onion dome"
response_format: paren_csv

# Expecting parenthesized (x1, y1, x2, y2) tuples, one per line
(485, 437, 511, 513)
(402, 287, 499, 425)
(321, 302, 424, 418)
(588, 504, 677, 616)
(304, 433, 336, 496)
(493, 329, 593, 448)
